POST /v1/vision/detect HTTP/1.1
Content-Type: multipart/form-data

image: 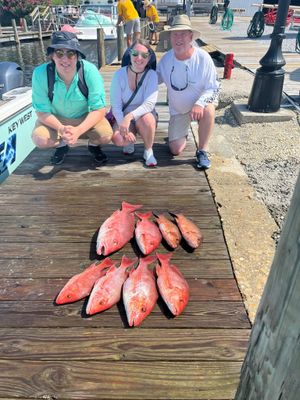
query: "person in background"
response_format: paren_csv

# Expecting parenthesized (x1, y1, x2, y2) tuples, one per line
(110, 39, 158, 167)
(156, 15, 220, 169)
(31, 31, 113, 165)
(143, 0, 159, 45)
(117, 0, 141, 47)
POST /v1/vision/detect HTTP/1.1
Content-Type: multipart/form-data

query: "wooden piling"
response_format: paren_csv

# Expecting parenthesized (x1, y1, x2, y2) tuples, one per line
(96, 28, 106, 69)
(117, 24, 124, 61)
(37, 16, 42, 41)
(235, 171, 300, 399)
(11, 19, 20, 44)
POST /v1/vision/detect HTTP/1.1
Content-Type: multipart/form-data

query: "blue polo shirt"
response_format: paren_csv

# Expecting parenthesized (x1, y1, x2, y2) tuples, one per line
(32, 59, 106, 119)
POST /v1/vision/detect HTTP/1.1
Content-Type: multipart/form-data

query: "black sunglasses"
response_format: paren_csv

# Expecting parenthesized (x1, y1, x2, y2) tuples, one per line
(170, 65, 189, 91)
(54, 49, 77, 59)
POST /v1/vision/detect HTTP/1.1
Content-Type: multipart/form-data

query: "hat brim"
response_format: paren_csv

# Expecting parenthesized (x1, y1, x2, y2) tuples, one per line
(159, 26, 201, 41)
(47, 44, 86, 59)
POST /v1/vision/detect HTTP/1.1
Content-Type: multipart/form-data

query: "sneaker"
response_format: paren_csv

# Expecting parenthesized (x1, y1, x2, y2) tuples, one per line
(143, 150, 157, 167)
(50, 145, 69, 165)
(123, 143, 135, 155)
(196, 149, 211, 170)
(88, 145, 108, 164)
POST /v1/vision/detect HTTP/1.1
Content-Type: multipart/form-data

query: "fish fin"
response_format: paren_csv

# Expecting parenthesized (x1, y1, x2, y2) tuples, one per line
(156, 252, 173, 264)
(135, 211, 153, 220)
(121, 201, 143, 213)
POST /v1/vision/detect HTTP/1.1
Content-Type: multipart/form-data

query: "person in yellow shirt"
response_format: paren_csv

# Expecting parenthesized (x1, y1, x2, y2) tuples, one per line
(117, 0, 141, 47)
(143, 0, 159, 45)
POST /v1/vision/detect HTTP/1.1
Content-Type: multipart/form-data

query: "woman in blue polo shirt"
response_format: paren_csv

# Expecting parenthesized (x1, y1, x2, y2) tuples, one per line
(31, 31, 113, 165)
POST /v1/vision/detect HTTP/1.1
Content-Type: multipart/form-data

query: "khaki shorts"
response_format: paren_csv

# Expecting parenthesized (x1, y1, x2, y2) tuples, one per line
(124, 18, 141, 35)
(168, 113, 191, 142)
(32, 114, 113, 145)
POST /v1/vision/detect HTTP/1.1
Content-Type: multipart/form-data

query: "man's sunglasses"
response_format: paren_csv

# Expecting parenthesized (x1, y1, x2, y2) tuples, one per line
(130, 49, 150, 59)
(170, 65, 189, 91)
(54, 49, 77, 59)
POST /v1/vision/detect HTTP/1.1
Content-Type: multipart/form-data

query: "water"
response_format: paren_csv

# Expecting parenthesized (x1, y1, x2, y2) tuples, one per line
(0, 39, 118, 86)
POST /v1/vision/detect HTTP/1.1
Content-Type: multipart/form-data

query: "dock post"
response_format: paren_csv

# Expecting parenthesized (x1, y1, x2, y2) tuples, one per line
(11, 19, 20, 44)
(37, 16, 43, 41)
(97, 28, 106, 69)
(22, 18, 28, 32)
(0, 24, 2, 36)
(117, 24, 124, 61)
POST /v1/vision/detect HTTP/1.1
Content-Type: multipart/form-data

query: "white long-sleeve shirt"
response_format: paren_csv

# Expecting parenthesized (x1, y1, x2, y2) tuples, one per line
(156, 47, 220, 116)
(110, 66, 158, 125)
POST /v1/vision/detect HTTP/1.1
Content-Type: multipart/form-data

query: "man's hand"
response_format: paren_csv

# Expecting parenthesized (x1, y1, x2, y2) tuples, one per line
(190, 105, 204, 121)
(62, 125, 82, 145)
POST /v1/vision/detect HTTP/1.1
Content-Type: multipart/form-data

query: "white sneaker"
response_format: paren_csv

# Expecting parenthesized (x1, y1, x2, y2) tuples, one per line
(123, 143, 135, 155)
(143, 149, 157, 167)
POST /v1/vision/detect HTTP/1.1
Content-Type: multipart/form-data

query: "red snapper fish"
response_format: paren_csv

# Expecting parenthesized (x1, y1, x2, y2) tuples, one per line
(55, 258, 115, 305)
(123, 255, 158, 327)
(156, 253, 189, 316)
(135, 211, 162, 255)
(96, 201, 142, 256)
(154, 213, 182, 249)
(171, 212, 203, 249)
(86, 255, 137, 315)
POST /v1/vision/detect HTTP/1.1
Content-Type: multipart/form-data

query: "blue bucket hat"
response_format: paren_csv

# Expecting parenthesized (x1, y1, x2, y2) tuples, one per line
(47, 31, 86, 59)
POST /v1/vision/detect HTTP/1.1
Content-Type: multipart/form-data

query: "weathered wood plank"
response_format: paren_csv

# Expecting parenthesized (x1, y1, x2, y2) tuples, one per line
(0, 328, 250, 361)
(0, 258, 233, 279)
(0, 360, 242, 399)
(0, 278, 240, 301)
(0, 241, 229, 259)
(0, 301, 250, 329)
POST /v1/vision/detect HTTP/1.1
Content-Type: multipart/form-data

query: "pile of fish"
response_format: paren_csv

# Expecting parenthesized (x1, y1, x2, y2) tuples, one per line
(56, 253, 189, 327)
(96, 201, 203, 256)
(55, 201, 203, 327)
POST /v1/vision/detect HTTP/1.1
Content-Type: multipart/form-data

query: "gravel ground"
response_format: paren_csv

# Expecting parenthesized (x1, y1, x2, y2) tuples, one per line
(204, 16, 300, 241)
(220, 106, 300, 240)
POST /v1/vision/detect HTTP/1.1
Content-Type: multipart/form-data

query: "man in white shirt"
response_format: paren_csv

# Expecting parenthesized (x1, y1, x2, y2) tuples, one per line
(157, 14, 220, 169)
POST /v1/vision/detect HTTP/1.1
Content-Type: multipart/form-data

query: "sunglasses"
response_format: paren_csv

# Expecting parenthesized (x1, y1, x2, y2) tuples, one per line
(170, 65, 189, 91)
(130, 49, 150, 59)
(54, 49, 77, 59)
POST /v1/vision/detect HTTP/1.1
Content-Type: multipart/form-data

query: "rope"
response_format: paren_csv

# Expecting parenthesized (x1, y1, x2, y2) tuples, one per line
(209, 5, 218, 24)
(247, 11, 265, 38)
(221, 8, 234, 30)
(296, 28, 300, 53)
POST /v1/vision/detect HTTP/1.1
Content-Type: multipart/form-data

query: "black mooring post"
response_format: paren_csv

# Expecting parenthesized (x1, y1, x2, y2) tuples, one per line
(248, 0, 291, 113)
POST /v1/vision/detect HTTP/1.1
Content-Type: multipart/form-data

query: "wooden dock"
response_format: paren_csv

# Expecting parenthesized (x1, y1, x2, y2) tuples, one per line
(0, 69, 250, 398)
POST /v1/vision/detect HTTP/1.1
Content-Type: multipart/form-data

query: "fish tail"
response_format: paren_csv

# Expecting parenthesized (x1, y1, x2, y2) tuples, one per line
(120, 255, 138, 270)
(135, 211, 153, 220)
(122, 201, 143, 213)
(139, 254, 156, 267)
(156, 252, 173, 265)
(97, 257, 115, 269)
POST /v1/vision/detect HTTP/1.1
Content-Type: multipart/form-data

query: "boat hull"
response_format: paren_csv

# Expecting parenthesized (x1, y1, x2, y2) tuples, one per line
(0, 89, 36, 183)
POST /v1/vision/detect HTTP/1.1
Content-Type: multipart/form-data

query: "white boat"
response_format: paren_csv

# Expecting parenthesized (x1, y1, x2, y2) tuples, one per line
(0, 87, 36, 183)
(75, 2, 119, 40)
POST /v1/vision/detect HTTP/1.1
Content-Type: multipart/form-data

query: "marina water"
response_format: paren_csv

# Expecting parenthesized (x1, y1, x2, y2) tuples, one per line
(0, 39, 118, 86)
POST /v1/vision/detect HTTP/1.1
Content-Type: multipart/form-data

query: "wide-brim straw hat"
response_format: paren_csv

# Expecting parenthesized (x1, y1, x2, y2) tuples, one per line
(143, 0, 151, 9)
(47, 31, 86, 59)
(160, 14, 201, 41)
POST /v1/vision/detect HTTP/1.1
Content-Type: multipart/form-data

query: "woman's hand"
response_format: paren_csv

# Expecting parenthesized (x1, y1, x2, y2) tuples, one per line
(124, 131, 136, 143)
(119, 113, 133, 138)
(62, 125, 82, 145)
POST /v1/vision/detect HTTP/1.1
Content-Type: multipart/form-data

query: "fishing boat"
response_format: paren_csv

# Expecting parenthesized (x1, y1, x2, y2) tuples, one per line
(0, 88, 36, 184)
(0, 62, 36, 183)
(75, 1, 119, 40)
